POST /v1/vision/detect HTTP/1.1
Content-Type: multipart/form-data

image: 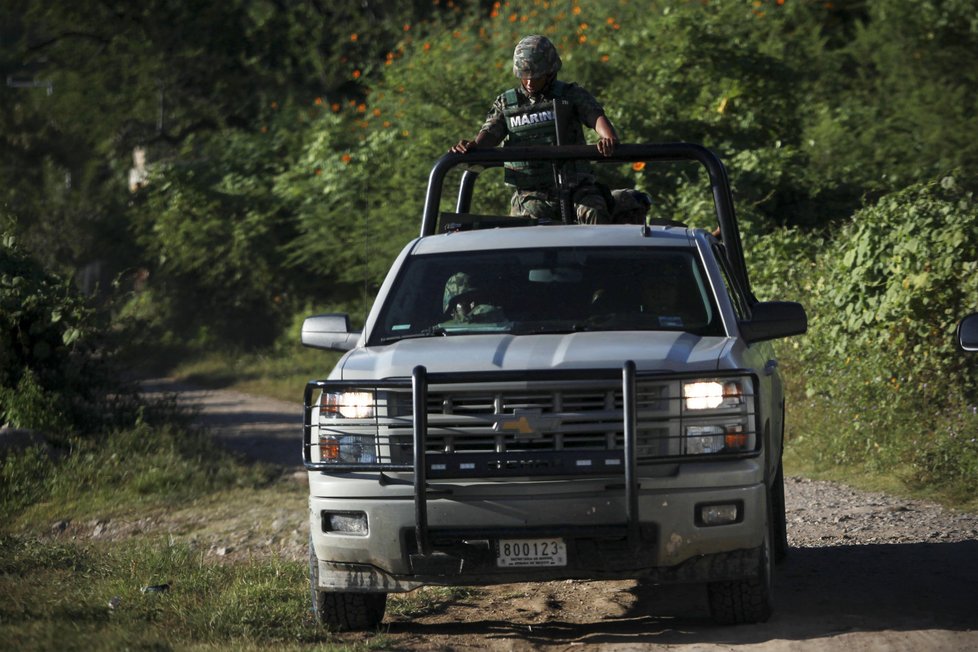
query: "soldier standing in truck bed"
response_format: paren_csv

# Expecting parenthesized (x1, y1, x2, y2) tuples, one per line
(451, 35, 620, 224)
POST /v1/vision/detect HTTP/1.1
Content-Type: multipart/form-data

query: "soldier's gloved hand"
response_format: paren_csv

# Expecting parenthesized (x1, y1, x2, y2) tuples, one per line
(597, 137, 618, 157)
(451, 139, 477, 154)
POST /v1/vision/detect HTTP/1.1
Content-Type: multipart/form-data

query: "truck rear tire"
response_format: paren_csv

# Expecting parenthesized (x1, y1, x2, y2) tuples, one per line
(309, 540, 387, 630)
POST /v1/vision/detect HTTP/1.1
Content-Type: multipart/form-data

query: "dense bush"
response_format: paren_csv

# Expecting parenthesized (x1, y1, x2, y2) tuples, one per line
(790, 176, 978, 490)
(0, 235, 131, 438)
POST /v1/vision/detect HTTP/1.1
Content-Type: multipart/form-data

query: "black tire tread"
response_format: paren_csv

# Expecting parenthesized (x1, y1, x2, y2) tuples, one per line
(309, 538, 386, 630)
(314, 590, 387, 631)
(707, 575, 772, 625)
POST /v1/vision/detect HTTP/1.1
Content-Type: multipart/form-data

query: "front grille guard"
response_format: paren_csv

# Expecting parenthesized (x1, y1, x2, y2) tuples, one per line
(302, 362, 759, 557)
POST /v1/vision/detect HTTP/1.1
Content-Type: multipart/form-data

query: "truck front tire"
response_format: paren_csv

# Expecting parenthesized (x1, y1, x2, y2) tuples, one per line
(706, 498, 774, 625)
(309, 540, 387, 630)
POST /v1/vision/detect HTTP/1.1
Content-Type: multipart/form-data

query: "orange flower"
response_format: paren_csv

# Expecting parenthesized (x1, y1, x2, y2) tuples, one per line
(606, 17, 615, 24)
(579, 22, 588, 30)
(356, 103, 366, 113)
(509, 13, 517, 22)
(350, 33, 358, 42)
(341, 153, 352, 164)
(600, 54, 609, 62)
(423, 42, 432, 51)
(271, 101, 279, 109)
(632, 162, 646, 171)
(383, 120, 392, 128)
(490, 10, 498, 17)
(403, 23, 411, 31)
(331, 103, 340, 112)
(260, 126, 268, 133)
(352, 69, 361, 79)
(372, 108, 382, 117)
(578, 34, 587, 43)
(572, 6, 581, 15)
(313, 97, 322, 106)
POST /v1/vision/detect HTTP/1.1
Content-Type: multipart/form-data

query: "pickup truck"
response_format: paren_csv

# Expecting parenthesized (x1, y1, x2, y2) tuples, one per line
(301, 143, 807, 629)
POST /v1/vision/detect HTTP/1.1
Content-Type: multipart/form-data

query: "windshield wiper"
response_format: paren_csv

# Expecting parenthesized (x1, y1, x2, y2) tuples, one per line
(378, 326, 447, 343)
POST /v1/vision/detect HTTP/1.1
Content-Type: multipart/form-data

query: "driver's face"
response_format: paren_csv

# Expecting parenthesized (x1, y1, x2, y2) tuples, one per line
(453, 299, 477, 320)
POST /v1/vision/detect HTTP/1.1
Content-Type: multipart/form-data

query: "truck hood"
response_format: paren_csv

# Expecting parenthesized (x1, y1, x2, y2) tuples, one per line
(334, 332, 732, 379)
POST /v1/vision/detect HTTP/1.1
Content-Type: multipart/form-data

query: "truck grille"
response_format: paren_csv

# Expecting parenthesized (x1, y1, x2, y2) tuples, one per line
(305, 372, 758, 474)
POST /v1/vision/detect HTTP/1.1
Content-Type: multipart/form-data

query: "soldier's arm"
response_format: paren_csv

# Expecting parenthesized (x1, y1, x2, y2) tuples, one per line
(567, 84, 618, 156)
(451, 96, 508, 153)
(452, 129, 504, 153)
(594, 115, 619, 157)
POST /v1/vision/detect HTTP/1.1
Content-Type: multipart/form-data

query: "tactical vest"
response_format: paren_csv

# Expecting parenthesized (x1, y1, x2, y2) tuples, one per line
(502, 81, 592, 191)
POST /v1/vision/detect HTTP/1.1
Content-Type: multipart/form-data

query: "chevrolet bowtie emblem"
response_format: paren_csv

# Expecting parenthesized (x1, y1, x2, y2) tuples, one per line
(493, 411, 560, 438)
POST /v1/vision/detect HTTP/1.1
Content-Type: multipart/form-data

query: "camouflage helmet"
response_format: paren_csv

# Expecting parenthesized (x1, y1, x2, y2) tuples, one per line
(512, 35, 562, 79)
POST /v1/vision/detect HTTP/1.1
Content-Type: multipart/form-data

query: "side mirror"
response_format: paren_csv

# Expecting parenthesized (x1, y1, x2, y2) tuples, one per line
(957, 313, 978, 352)
(301, 313, 360, 351)
(739, 301, 808, 344)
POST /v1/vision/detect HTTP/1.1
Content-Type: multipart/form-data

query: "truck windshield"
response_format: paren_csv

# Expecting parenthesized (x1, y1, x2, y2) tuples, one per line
(372, 247, 724, 343)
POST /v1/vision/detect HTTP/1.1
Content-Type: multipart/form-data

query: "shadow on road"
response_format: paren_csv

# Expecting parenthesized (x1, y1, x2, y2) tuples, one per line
(386, 540, 978, 646)
(141, 378, 303, 468)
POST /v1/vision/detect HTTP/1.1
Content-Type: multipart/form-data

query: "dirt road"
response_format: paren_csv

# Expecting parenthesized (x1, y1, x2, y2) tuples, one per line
(153, 380, 978, 651)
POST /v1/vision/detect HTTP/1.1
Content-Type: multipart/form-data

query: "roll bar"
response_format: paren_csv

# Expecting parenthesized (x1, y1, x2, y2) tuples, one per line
(421, 143, 754, 303)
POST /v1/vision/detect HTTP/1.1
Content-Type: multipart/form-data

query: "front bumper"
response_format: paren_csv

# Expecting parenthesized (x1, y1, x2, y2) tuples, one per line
(309, 460, 766, 593)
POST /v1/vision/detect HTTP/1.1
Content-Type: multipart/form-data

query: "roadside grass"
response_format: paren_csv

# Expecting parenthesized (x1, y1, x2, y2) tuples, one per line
(1, 420, 277, 527)
(0, 535, 395, 651)
(780, 355, 978, 514)
(0, 411, 390, 650)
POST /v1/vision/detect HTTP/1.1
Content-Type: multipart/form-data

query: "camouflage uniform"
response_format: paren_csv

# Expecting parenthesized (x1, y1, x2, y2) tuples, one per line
(442, 272, 505, 323)
(476, 36, 614, 224)
(609, 189, 653, 224)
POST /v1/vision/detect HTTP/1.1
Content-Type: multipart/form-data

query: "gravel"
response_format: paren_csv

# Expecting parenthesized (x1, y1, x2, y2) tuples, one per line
(784, 476, 978, 547)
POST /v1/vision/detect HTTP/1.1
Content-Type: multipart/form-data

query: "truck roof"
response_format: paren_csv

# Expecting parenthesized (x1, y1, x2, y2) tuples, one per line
(411, 223, 696, 256)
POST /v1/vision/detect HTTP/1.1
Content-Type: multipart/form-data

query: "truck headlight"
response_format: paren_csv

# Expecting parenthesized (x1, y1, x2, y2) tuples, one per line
(321, 391, 375, 419)
(319, 434, 377, 464)
(685, 424, 751, 454)
(683, 380, 744, 410)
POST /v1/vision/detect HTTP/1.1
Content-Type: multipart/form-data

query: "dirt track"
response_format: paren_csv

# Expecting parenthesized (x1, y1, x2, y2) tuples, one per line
(150, 379, 978, 651)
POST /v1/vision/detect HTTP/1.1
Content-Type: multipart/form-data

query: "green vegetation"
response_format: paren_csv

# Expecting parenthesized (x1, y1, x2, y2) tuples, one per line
(3, 1, 978, 644)
(6, 0, 972, 499)
(0, 537, 310, 650)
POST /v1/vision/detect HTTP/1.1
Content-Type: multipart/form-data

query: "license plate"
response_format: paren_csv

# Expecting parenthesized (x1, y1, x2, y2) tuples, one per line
(496, 538, 567, 568)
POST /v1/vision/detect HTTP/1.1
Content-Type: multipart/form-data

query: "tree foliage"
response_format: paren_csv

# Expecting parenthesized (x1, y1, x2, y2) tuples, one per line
(3, 1, 978, 489)
(0, 235, 130, 436)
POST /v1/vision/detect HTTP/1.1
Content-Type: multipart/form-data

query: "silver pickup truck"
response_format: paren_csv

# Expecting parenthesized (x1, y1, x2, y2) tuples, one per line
(301, 143, 807, 629)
